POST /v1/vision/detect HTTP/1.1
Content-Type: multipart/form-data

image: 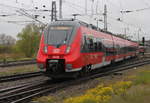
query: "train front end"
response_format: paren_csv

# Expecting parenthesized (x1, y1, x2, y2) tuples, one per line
(36, 21, 82, 78)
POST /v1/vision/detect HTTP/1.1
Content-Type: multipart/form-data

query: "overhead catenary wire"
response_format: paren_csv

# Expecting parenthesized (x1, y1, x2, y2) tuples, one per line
(16, 8, 45, 25)
(0, 3, 46, 25)
(0, 0, 149, 39)
(106, 15, 148, 39)
(104, 0, 150, 38)
(65, 1, 88, 11)
(65, 3, 103, 17)
(63, 0, 149, 37)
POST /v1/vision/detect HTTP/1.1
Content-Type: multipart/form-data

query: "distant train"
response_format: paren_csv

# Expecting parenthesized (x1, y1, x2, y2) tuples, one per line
(139, 45, 145, 55)
(36, 20, 139, 79)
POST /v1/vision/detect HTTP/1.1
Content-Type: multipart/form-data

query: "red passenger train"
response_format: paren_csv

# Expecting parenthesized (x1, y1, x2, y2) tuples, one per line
(36, 20, 139, 79)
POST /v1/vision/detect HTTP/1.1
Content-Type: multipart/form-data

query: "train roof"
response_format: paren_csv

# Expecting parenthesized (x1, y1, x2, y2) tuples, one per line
(49, 20, 79, 26)
(49, 20, 138, 44)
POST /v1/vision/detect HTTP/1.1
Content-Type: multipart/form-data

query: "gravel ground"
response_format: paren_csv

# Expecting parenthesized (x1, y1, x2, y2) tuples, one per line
(50, 79, 100, 103)
(41, 64, 150, 103)
(0, 64, 40, 77)
(0, 76, 49, 89)
(0, 64, 48, 89)
(0, 64, 38, 72)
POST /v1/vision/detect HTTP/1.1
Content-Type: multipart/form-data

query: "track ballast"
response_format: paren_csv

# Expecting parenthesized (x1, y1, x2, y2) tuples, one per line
(0, 58, 150, 103)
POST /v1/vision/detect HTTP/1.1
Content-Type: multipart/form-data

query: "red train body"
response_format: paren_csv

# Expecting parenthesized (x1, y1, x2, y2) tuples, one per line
(36, 20, 139, 78)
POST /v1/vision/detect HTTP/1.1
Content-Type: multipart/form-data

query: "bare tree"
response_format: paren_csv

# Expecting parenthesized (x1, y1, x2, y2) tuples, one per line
(0, 34, 16, 45)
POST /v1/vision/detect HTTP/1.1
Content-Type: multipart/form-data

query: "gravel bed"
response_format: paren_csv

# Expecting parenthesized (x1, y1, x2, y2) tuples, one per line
(0, 64, 38, 72)
(49, 79, 100, 103)
(0, 76, 49, 90)
(0, 64, 40, 77)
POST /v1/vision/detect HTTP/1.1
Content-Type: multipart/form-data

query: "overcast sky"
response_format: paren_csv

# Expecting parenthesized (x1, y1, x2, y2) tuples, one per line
(0, 0, 150, 40)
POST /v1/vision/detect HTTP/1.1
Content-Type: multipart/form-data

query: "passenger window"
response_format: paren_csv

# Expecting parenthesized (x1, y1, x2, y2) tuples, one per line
(81, 35, 88, 52)
(99, 42, 102, 51)
(86, 37, 92, 50)
(93, 38, 97, 51)
(97, 39, 102, 51)
(89, 39, 93, 47)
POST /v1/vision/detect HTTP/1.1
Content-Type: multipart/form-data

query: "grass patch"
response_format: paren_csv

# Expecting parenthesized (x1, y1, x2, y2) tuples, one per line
(33, 96, 55, 103)
(0, 57, 35, 62)
(0, 65, 39, 76)
(134, 70, 150, 85)
(0, 53, 35, 62)
(109, 85, 150, 103)
(109, 69, 150, 103)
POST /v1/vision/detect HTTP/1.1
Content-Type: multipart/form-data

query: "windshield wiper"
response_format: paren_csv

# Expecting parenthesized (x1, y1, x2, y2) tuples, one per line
(64, 30, 68, 43)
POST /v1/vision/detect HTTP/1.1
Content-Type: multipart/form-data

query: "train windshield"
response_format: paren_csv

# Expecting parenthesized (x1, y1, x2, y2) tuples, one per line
(45, 26, 73, 46)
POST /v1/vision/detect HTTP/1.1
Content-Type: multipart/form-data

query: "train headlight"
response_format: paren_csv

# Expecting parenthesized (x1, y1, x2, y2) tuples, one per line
(66, 46, 71, 53)
(44, 46, 48, 53)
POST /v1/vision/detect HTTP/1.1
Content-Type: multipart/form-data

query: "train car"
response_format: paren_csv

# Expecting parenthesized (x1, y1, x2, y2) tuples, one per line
(139, 45, 145, 55)
(36, 20, 139, 79)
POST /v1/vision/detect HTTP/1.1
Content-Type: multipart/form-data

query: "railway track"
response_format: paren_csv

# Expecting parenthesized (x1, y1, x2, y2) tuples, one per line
(0, 58, 150, 103)
(0, 80, 51, 103)
(0, 59, 36, 67)
(0, 55, 148, 68)
(0, 80, 46, 95)
(0, 71, 44, 82)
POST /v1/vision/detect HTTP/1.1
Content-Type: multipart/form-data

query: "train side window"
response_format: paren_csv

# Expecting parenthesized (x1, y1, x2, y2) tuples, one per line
(97, 39, 102, 52)
(116, 44, 120, 54)
(90, 38, 93, 46)
(86, 37, 90, 50)
(93, 38, 97, 52)
(81, 35, 88, 52)
(89, 38, 94, 50)
(86, 37, 94, 51)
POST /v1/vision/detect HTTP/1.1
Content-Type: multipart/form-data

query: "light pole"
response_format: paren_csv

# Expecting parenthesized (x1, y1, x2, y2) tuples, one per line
(59, 0, 62, 19)
(103, 4, 107, 31)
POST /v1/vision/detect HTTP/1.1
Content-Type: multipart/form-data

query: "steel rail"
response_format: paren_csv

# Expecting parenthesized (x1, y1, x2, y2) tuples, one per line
(0, 80, 51, 103)
(0, 81, 47, 97)
(0, 59, 149, 103)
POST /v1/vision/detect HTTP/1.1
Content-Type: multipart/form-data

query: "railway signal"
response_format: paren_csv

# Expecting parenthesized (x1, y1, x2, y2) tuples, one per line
(142, 37, 145, 46)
